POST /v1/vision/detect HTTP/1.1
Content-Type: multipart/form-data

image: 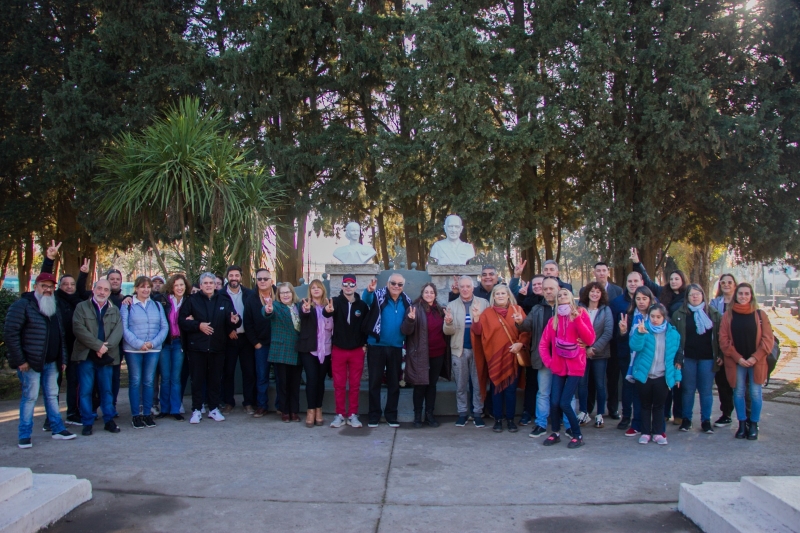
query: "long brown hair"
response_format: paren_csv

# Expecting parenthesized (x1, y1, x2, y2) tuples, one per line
(659, 269, 688, 310)
(579, 281, 608, 307)
(416, 283, 442, 313)
(163, 274, 189, 297)
(308, 279, 328, 306)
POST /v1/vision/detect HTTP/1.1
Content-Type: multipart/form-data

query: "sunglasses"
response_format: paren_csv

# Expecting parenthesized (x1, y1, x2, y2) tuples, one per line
(342, 282, 357, 288)
(256, 277, 271, 282)
(389, 281, 404, 287)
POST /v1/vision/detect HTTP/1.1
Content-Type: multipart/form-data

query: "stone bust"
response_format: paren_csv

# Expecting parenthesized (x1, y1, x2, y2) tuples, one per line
(332, 222, 377, 264)
(428, 214, 475, 265)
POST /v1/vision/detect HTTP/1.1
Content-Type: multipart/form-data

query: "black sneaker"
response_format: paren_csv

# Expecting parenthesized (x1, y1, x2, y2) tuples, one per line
(473, 416, 485, 428)
(425, 413, 439, 428)
(104, 420, 121, 433)
(608, 411, 621, 420)
(143, 415, 156, 428)
(132, 416, 145, 429)
(173, 414, 185, 421)
(386, 420, 400, 428)
(51, 430, 76, 440)
(568, 436, 584, 449)
(543, 432, 561, 446)
(529, 425, 547, 438)
(617, 417, 631, 430)
(507, 420, 518, 433)
(368, 420, 379, 428)
(492, 420, 503, 433)
(455, 415, 468, 427)
(18, 438, 32, 449)
(82, 425, 93, 436)
(65, 414, 82, 426)
(701, 420, 714, 434)
(519, 412, 532, 426)
(42, 419, 51, 432)
(565, 428, 574, 439)
(156, 412, 169, 419)
(714, 415, 732, 427)
(679, 419, 692, 432)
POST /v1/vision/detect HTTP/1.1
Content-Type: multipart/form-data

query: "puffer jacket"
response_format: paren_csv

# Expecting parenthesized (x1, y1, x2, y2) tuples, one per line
(121, 299, 169, 352)
(4, 292, 68, 372)
(538, 309, 596, 377)
(629, 323, 682, 388)
(578, 304, 614, 359)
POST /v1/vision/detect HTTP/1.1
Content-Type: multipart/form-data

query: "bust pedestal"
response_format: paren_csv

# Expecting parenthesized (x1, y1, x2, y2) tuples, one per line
(426, 264, 483, 306)
(325, 264, 380, 297)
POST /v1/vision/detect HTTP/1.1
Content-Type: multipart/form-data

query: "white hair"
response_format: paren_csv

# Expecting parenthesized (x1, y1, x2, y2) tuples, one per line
(458, 275, 475, 287)
(198, 272, 217, 284)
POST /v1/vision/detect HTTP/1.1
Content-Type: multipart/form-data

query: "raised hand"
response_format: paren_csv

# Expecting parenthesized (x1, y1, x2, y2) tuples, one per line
(512, 307, 524, 325)
(451, 275, 459, 293)
(471, 303, 482, 323)
(408, 306, 416, 320)
(301, 298, 311, 313)
(46, 240, 62, 260)
(629, 247, 640, 264)
(514, 259, 527, 278)
(518, 281, 530, 296)
(264, 298, 273, 314)
(618, 313, 628, 335)
(637, 320, 647, 334)
(367, 278, 377, 293)
(444, 307, 453, 324)
(325, 298, 334, 313)
(79, 258, 90, 273)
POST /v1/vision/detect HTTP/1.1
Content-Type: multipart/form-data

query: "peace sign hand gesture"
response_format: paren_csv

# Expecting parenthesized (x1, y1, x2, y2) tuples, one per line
(325, 298, 334, 314)
(46, 240, 61, 260)
(444, 307, 453, 324)
(264, 298, 273, 314)
(367, 278, 377, 293)
(451, 275, 459, 293)
(471, 303, 482, 323)
(301, 298, 311, 313)
(629, 247, 640, 264)
(637, 320, 647, 334)
(79, 258, 91, 273)
(512, 307, 524, 325)
(408, 306, 416, 320)
(514, 260, 527, 278)
(618, 313, 628, 335)
(518, 281, 530, 296)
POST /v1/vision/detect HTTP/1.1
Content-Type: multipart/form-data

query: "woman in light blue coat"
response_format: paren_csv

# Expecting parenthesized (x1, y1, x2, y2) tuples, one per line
(121, 276, 169, 430)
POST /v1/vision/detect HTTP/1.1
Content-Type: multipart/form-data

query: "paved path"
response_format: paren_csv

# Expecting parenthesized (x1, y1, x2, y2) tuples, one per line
(762, 308, 800, 404)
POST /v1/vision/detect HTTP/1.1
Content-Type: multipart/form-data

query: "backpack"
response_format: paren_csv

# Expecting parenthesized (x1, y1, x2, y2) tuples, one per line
(757, 310, 780, 386)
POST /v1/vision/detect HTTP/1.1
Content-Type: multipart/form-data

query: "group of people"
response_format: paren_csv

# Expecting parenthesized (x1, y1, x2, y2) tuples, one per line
(5, 243, 774, 450)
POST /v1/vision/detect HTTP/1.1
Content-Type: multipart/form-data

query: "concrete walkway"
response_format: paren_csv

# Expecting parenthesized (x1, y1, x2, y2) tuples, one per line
(0, 383, 799, 532)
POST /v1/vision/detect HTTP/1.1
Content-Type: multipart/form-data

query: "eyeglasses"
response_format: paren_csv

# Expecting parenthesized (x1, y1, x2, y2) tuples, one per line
(389, 281, 404, 287)
(256, 277, 271, 282)
(342, 282, 357, 288)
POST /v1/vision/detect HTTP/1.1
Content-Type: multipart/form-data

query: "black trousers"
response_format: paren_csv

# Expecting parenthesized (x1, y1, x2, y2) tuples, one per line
(222, 335, 256, 407)
(606, 349, 619, 414)
(715, 366, 733, 417)
(522, 366, 539, 415)
(636, 376, 669, 436)
(413, 356, 445, 414)
(367, 345, 403, 423)
(190, 351, 224, 411)
(300, 352, 330, 409)
(276, 363, 302, 415)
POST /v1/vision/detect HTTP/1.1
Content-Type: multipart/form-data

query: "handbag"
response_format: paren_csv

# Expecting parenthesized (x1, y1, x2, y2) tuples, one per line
(554, 314, 580, 359)
(497, 306, 526, 366)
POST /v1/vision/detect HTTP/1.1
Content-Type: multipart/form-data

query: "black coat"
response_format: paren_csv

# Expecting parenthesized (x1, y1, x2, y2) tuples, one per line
(298, 304, 323, 353)
(40, 257, 91, 352)
(243, 291, 272, 347)
(178, 291, 240, 353)
(323, 291, 369, 350)
(4, 293, 68, 372)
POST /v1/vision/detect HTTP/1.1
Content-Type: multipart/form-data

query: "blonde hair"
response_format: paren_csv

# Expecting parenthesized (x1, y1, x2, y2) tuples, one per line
(276, 282, 299, 305)
(308, 279, 328, 305)
(552, 288, 581, 331)
(489, 284, 517, 308)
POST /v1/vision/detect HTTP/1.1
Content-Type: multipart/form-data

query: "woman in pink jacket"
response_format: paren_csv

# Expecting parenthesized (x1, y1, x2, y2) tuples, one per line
(539, 288, 596, 448)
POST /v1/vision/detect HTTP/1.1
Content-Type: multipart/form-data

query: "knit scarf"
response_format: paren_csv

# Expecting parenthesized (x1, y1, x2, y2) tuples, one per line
(647, 320, 667, 334)
(688, 303, 713, 334)
(732, 303, 752, 315)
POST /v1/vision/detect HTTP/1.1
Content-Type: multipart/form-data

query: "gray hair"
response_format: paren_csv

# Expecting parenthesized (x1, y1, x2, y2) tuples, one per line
(458, 275, 476, 287)
(481, 264, 497, 273)
(543, 260, 559, 270)
(198, 272, 217, 284)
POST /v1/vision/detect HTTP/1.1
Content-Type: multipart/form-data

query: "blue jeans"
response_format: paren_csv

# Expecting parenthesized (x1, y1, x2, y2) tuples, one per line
(550, 374, 582, 438)
(490, 371, 519, 420)
(111, 352, 123, 416)
(681, 358, 714, 422)
(18, 362, 65, 439)
(734, 365, 763, 423)
(535, 367, 552, 428)
(79, 359, 114, 426)
(579, 358, 608, 415)
(126, 352, 160, 415)
(254, 345, 271, 410)
(159, 342, 184, 414)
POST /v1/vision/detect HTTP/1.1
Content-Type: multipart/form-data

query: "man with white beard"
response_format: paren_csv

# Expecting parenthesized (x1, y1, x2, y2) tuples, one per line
(4, 273, 76, 448)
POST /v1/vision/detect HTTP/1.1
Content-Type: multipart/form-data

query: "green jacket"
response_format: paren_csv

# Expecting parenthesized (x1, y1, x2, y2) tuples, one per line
(72, 299, 124, 364)
(671, 304, 722, 372)
(264, 302, 299, 365)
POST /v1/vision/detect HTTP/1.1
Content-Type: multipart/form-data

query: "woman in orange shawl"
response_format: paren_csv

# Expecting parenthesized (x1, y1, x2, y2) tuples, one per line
(471, 285, 531, 433)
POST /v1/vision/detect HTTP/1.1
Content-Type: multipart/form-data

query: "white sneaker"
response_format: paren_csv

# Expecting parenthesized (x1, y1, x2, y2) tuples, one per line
(347, 414, 362, 428)
(594, 415, 604, 428)
(208, 408, 225, 422)
(151, 405, 161, 416)
(190, 410, 202, 424)
(638, 434, 651, 444)
(577, 411, 591, 425)
(654, 434, 668, 445)
(330, 414, 346, 428)
(179, 404, 185, 414)
(201, 404, 207, 414)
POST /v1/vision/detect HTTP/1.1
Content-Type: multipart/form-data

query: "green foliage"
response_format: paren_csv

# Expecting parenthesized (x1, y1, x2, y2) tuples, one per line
(0, 289, 20, 365)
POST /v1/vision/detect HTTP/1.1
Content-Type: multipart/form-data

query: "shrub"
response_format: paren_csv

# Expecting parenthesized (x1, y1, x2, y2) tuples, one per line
(0, 288, 20, 367)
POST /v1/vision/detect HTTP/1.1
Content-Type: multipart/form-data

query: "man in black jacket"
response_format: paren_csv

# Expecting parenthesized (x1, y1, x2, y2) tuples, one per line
(244, 268, 278, 417)
(448, 265, 500, 302)
(221, 265, 255, 414)
(106, 268, 130, 417)
(323, 274, 370, 428)
(179, 272, 241, 424)
(4, 273, 76, 448)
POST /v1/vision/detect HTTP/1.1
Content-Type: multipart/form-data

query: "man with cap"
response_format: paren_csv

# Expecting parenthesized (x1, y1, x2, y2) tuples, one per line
(324, 274, 370, 428)
(5, 272, 76, 447)
(72, 279, 124, 436)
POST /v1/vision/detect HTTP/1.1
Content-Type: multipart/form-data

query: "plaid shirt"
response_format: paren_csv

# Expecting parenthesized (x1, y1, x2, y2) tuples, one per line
(264, 302, 299, 365)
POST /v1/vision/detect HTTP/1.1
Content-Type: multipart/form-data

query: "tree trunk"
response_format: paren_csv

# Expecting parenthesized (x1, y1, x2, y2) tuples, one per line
(403, 202, 420, 270)
(275, 206, 307, 284)
(143, 212, 170, 276)
(0, 247, 13, 287)
(689, 243, 712, 295)
(17, 233, 34, 293)
(376, 209, 390, 269)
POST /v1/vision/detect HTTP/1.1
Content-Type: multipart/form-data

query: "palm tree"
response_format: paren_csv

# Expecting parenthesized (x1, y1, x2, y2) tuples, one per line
(96, 97, 282, 280)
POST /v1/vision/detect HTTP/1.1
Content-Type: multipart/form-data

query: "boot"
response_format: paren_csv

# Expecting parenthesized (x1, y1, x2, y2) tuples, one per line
(747, 421, 759, 441)
(305, 409, 315, 428)
(413, 412, 422, 428)
(426, 412, 440, 428)
(314, 407, 324, 426)
(735, 420, 748, 439)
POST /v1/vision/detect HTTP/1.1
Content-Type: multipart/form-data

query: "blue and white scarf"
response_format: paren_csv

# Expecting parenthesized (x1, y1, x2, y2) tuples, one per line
(688, 303, 713, 335)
